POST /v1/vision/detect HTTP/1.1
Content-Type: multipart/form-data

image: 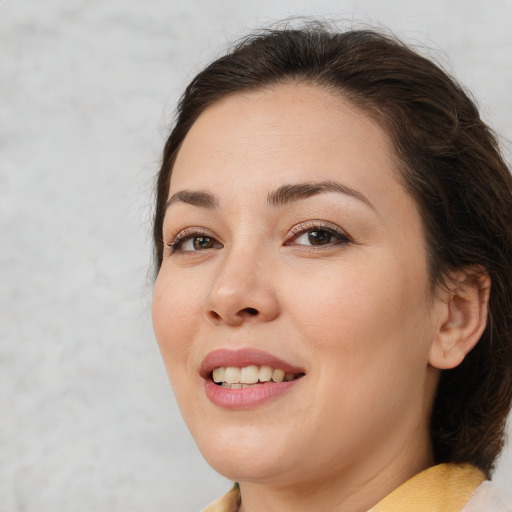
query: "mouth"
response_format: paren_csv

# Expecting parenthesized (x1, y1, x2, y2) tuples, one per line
(211, 365, 304, 388)
(200, 348, 306, 408)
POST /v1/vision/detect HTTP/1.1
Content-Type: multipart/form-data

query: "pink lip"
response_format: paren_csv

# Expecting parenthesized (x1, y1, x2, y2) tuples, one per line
(200, 348, 305, 409)
(200, 348, 305, 378)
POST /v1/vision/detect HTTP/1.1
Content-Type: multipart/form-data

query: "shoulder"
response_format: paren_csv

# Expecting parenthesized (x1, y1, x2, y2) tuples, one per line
(462, 481, 511, 512)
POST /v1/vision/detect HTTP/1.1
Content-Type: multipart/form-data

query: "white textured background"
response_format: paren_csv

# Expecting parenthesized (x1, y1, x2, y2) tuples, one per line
(1, 1, 511, 511)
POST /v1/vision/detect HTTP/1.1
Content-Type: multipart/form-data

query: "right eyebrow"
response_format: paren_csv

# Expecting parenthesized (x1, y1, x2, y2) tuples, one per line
(165, 190, 218, 210)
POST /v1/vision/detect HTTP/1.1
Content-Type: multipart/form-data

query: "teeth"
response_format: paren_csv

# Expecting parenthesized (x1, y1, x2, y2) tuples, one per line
(224, 367, 241, 384)
(212, 365, 301, 386)
(240, 365, 259, 384)
(221, 382, 259, 389)
(212, 367, 225, 383)
(259, 365, 273, 382)
(272, 369, 285, 382)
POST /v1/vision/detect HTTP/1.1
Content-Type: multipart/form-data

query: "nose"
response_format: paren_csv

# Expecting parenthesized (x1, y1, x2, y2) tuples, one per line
(203, 248, 280, 326)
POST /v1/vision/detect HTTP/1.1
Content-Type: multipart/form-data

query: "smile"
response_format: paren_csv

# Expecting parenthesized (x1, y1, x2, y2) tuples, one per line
(212, 365, 302, 388)
(201, 348, 305, 408)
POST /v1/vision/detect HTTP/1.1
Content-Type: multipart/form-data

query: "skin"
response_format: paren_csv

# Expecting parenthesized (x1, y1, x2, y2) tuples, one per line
(152, 83, 487, 512)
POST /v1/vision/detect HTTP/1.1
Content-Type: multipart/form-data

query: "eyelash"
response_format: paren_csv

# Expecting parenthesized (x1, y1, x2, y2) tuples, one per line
(286, 221, 352, 249)
(164, 227, 220, 254)
(164, 222, 352, 255)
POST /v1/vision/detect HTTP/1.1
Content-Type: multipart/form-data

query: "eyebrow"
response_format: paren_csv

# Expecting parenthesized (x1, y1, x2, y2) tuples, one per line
(165, 180, 374, 212)
(267, 180, 374, 209)
(166, 190, 218, 210)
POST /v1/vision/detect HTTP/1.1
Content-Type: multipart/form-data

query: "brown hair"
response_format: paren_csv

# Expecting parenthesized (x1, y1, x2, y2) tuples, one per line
(153, 23, 512, 477)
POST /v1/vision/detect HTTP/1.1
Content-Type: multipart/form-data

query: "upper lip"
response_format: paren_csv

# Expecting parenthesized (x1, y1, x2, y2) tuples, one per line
(200, 348, 305, 379)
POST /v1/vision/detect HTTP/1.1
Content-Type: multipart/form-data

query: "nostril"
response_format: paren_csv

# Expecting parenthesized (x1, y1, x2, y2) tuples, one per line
(208, 311, 222, 322)
(244, 307, 258, 316)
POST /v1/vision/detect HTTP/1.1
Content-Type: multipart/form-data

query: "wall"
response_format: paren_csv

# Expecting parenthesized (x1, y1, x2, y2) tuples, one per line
(1, 1, 511, 510)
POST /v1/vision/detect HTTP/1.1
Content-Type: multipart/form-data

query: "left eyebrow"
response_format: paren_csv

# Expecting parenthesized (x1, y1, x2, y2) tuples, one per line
(267, 180, 374, 210)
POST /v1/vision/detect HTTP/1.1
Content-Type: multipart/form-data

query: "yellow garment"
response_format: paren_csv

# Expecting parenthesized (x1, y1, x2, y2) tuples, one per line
(203, 463, 485, 512)
(368, 463, 485, 512)
(204, 483, 240, 512)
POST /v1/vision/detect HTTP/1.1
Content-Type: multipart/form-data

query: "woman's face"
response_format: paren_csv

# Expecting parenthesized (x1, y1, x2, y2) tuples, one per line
(153, 84, 441, 486)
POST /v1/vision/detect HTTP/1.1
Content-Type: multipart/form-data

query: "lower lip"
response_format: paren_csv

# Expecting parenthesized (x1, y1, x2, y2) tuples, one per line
(204, 378, 302, 409)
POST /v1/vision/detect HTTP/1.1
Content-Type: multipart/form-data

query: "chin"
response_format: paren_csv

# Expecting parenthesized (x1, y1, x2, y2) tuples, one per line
(191, 422, 296, 483)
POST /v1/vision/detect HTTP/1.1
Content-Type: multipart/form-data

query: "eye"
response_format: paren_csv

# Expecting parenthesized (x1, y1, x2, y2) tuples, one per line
(286, 222, 351, 248)
(294, 229, 336, 246)
(181, 236, 219, 251)
(165, 228, 223, 253)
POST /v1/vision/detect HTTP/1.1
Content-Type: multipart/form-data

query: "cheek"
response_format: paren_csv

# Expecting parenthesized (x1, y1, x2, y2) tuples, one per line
(291, 255, 433, 379)
(299, 265, 433, 426)
(152, 271, 202, 378)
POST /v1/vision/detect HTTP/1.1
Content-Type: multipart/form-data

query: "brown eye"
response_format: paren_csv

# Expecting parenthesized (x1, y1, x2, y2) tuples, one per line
(193, 236, 216, 250)
(307, 230, 332, 245)
(289, 224, 350, 248)
(167, 230, 223, 253)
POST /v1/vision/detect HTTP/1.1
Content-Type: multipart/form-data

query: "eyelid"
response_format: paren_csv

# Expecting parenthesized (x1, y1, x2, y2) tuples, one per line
(164, 226, 222, 254)
(163, 220, 352, 254)
(285, 220, 353, 245)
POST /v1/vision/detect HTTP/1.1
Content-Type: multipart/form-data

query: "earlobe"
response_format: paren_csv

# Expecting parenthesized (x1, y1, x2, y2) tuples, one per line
(429, 269, 490, 370)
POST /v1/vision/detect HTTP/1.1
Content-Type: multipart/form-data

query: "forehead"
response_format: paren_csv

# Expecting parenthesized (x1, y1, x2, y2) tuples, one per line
(170, 83, 403, 210)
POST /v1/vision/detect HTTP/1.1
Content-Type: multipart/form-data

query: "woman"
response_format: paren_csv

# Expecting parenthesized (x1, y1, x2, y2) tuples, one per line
(151, 24, 512, 511)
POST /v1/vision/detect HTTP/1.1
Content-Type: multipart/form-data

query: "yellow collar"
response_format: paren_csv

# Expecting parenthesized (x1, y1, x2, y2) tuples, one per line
(204, 463, 485, 512)
(203, 483, 240, 512)
(369, 463, 485, 511)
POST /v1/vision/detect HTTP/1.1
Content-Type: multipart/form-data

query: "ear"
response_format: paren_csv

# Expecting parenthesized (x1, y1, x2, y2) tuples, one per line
(429, 268, 490, 370)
